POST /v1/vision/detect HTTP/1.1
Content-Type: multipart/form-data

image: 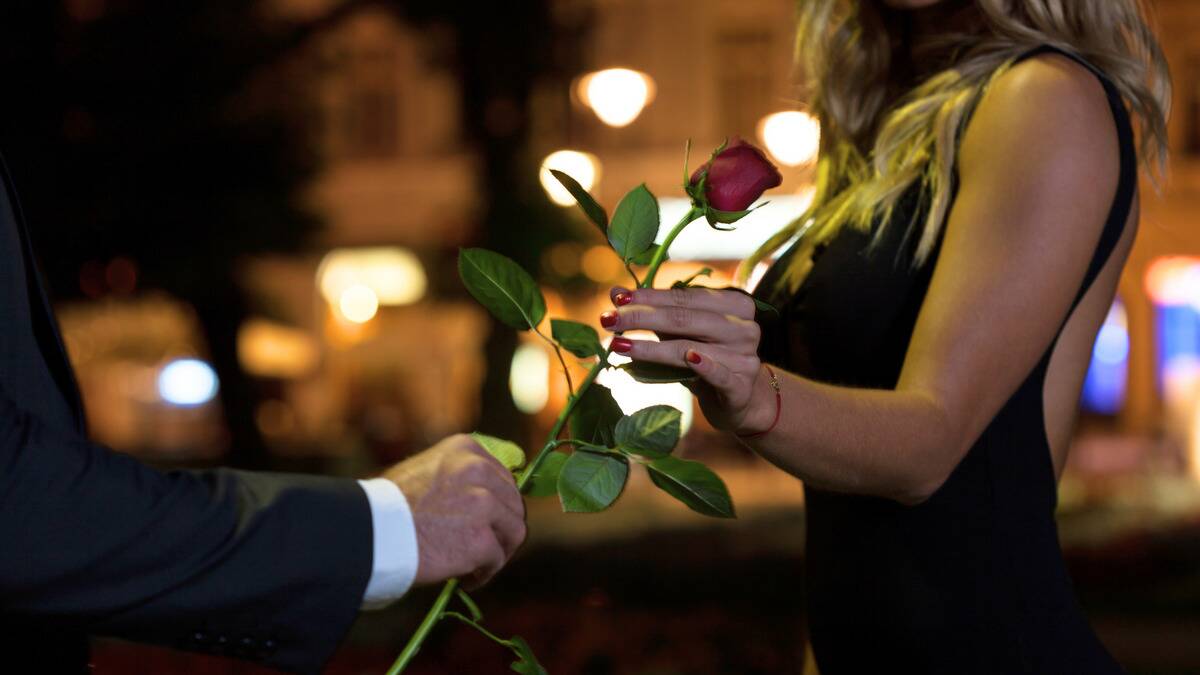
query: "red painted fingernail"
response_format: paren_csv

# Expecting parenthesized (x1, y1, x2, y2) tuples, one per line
(600, 311, 619, 329)
(686, 351, 702, 365)
(612, 337, 633, 354)
(614, 291, 633, 306)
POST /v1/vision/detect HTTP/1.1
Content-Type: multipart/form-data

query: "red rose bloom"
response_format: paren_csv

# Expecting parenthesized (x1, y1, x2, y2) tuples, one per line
(689, 137, 783, 212)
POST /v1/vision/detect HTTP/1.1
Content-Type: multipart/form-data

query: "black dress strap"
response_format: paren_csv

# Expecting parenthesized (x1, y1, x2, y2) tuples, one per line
(1011, 45, 1139, 316)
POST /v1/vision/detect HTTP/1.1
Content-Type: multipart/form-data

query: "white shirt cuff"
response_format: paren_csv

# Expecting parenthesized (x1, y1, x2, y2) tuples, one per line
(357, 477, 420, 610)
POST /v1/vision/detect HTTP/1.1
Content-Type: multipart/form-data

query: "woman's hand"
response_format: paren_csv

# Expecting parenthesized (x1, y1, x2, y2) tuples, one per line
(600, 286, 777, 435)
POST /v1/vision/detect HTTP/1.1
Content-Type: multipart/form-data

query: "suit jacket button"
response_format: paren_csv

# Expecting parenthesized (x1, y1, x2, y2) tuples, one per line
(192, 632, 210, 645)
(262, 639, 277, 655)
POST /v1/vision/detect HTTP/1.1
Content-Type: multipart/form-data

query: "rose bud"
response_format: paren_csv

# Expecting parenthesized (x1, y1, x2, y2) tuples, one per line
(689, 136, 783, 212)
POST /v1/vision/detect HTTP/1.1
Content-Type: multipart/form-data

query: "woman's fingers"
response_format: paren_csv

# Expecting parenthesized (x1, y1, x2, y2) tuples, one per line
(601, 304, 760, 347)
(611, 286, 757, 320)
(612, 336, 757, 373)
(684, 348, 738, 392)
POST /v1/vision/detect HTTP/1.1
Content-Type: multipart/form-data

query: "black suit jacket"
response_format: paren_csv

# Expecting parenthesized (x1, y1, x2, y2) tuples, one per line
(0, 153, 374, 674)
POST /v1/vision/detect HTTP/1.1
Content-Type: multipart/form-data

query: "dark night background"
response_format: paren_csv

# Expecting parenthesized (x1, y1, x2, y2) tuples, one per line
(2, 1, 1200, 673)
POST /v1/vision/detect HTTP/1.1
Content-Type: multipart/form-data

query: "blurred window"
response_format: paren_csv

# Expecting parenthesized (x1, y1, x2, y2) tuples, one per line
(343, 45, 400, 159)
(1146, 256, 1200, 406)
(715, 29, 773, 139)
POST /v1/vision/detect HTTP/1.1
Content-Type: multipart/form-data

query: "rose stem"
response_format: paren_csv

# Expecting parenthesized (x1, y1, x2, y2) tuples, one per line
(640, 208, 700, 289)
(515, 354, 607, 490)
(391, 205, 696, 671)
(387, 353, 608, 674)
(386, 578, 458, 675)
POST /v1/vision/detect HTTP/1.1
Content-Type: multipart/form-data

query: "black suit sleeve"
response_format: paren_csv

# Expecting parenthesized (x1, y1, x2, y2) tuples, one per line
(0, 386, 374, 674)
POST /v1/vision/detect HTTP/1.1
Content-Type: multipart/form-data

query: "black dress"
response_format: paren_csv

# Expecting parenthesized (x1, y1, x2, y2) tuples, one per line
(753, 46, 1135, 674)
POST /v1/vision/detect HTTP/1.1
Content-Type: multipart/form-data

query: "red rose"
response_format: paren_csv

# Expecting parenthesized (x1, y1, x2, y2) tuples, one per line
(689, 137, 783, 212)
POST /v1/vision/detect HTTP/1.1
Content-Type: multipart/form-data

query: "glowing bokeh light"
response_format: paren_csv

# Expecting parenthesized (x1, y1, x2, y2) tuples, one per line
(1145, 256, 1200, 308)
(510, 343, 551, 414)
(579, 68, 655, 127)
(598, 340, 694, 434)
(581, 245, 623, 283)
(1081, 300, 1128, 415)
(758, 111, 821, 167)
(318, 247, 427, 308)
(540, 150, 600, 207)
(158, 358, 219, 407)
(238, 319, 320, 379)
(339, 284, 379, 324)
(1093, 324, 1130, 366)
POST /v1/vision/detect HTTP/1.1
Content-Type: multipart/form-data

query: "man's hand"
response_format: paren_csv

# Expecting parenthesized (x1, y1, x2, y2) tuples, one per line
(383, 434, 526, 590)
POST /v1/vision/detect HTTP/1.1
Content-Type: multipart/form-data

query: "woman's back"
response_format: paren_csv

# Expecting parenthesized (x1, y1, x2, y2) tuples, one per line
(755, 46, 1136, 674)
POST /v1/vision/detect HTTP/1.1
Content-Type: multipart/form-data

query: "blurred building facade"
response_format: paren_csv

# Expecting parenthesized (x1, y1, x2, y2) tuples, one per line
(57, 0, 1200, 499)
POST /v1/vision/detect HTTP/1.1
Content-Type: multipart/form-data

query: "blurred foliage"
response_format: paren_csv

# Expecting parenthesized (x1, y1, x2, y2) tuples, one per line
(0, 0, 588, 458)
(0, 1, 321, 299)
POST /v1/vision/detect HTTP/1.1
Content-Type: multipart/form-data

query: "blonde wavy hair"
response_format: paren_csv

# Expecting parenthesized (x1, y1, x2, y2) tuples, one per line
(745, 0, 1171, 295)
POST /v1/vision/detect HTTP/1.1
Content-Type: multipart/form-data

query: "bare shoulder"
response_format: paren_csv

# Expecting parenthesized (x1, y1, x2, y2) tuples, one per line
(959, 52, 1119, 192)
(957, 52, 1120, 233)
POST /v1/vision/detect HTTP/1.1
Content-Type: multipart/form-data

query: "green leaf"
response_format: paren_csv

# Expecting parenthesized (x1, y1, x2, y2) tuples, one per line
(551, 319, 605, 359)
(705, 206, 753, 226)
(459, 248, 547, 331)
(608, 184, 660, 264)
(710, 137, 730, 159)
(681, 138, 693, 187)
(569, 383, 624, 446)
(456, 589, 483, 622)
(549, 169, 607, 235)
(614, 404, 682, 458)
(671, 267, 714, 289)
(557, 450, 629, 513)
(526, 450, 569, 497)
(753, 297, 780, 318)
(510, 636, 548, 675)
(471, 432, 526, 471)
(646, 456, 735, 518)
(629, 244, 666, 266)
(619, 362, 699, 384)
(707, 199, 771, 228)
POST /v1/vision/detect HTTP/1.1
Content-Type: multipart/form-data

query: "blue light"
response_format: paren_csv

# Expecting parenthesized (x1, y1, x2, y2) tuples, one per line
(158, 359, 219, 407)
(1081, 300, 1128, 415)
(1158, 304, 1200, 394)
(1093, 324, 1130, 365)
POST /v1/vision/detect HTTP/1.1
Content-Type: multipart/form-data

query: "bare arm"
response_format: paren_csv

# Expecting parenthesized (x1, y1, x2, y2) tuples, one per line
(603, 55, 1122, 505)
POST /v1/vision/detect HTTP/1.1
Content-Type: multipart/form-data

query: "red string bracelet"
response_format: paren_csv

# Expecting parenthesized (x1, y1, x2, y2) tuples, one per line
(737, 364, 781, 440)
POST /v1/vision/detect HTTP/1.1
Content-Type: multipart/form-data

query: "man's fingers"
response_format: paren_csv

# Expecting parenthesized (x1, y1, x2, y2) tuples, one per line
(490, 506, 528, 561)
(462, 528, 506, 590)
(458, 436, 522, 487)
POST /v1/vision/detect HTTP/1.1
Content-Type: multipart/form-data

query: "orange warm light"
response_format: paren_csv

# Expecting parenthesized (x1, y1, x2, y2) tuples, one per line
(1145, 256, 1200, 307)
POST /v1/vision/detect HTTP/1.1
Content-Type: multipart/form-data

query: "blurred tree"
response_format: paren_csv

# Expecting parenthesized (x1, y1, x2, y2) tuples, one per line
(0, 0, 325, 468)
(0, 0, 585, 462)
(391, 0, 585, 444)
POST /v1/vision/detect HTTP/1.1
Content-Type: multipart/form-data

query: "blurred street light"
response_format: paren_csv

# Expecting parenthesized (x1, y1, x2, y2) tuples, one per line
(758, 110, 821, 167)
(1146, 256, 1200, 308)
(158, 358, 219, 407)
(318, 247, 427, 308)
(540, 150, 600, 207)
(511, 343, 550, 414)
(238, 319, 320, 379)
(578, 68, 655, 127)
(338, 284, 380, 324)
(598, 345, 694, 434)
